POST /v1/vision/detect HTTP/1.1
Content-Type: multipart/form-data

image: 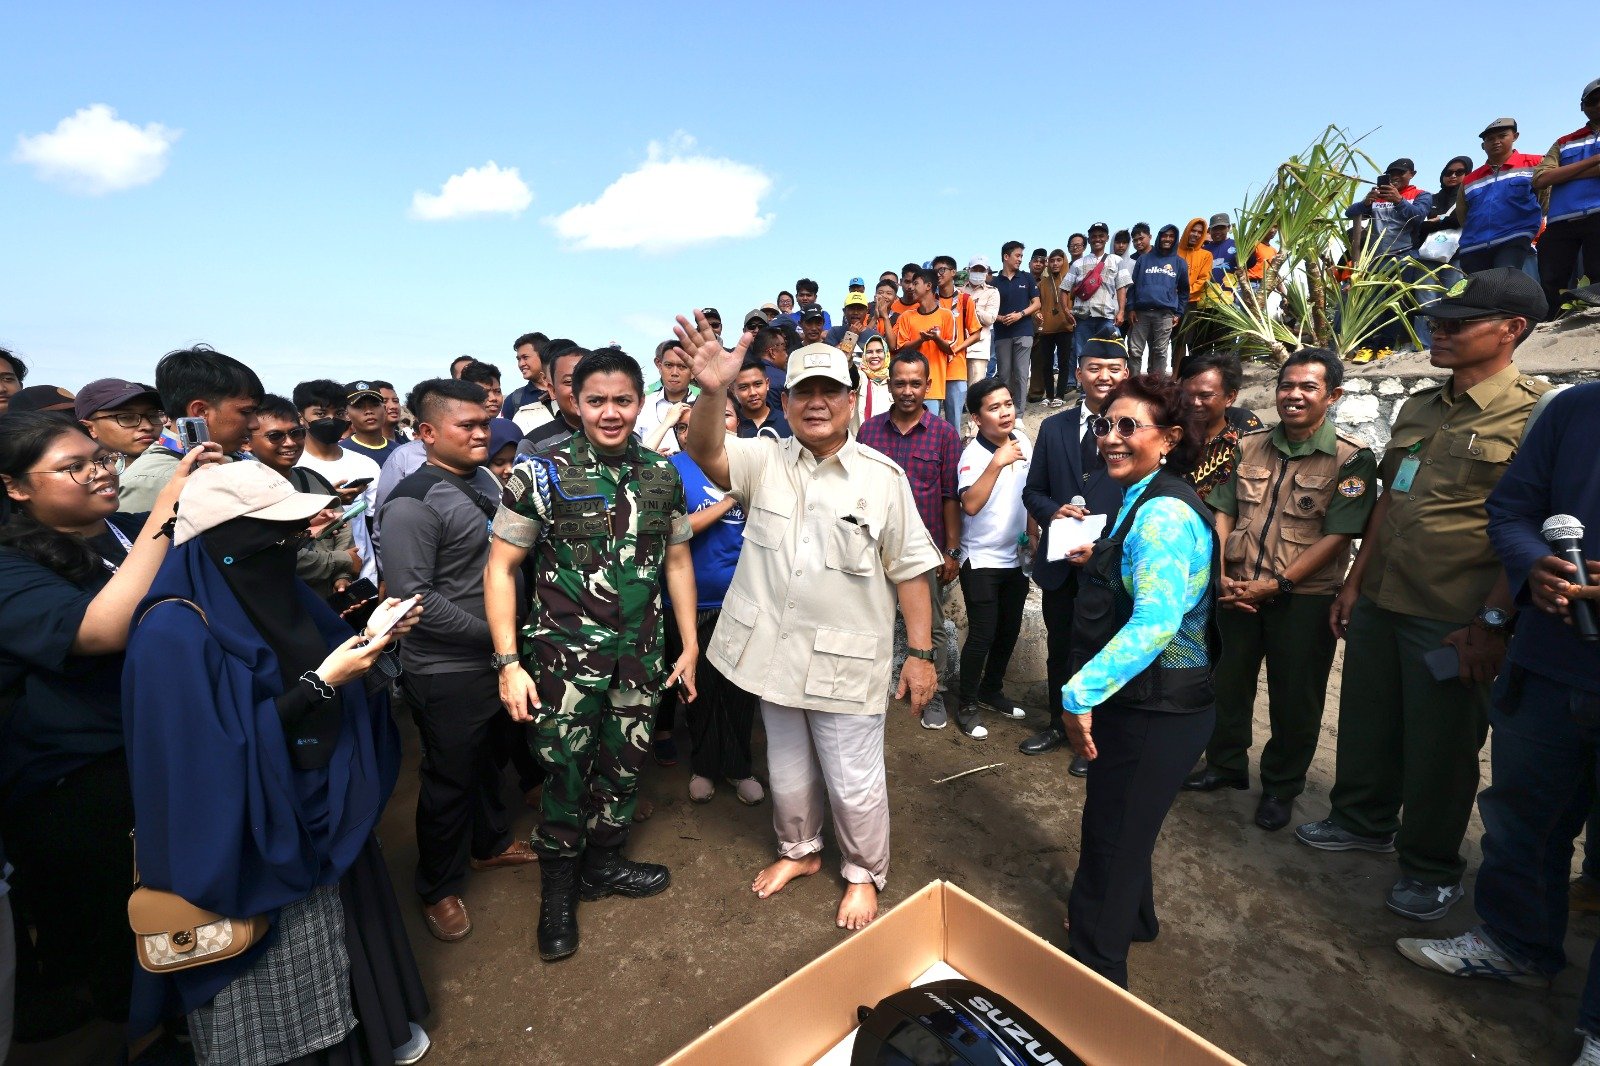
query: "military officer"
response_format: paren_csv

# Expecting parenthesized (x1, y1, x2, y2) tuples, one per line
(1181, 348, 1377, 832)
(485, 348, 700, 962)
(1297, 269, 1553, 922)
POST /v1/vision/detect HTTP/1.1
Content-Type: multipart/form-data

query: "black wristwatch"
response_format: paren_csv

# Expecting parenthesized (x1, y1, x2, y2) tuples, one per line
(491, 651, 522, 670)
(905, 646, 936, 662)
(1276, 576, 1295, 598)
(1474, 606, 1512, 635)
(944, 546, 965, 562)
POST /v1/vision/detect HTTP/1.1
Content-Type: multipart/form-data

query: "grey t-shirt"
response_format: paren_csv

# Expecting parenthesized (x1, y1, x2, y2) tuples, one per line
(377, 463, 506, 675)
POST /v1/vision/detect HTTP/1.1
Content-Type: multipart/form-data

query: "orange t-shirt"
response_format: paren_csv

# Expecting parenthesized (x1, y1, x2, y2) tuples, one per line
(891, 305, 956, 399)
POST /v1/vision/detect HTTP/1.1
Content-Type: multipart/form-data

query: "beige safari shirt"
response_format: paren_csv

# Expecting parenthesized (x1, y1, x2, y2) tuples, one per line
(708, 434, 941, 715)
(1360, 362, 1550, 624)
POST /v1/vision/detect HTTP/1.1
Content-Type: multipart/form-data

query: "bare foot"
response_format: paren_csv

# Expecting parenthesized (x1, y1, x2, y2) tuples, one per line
(837, 882, 878, 931)
(751, 855, 822, 899)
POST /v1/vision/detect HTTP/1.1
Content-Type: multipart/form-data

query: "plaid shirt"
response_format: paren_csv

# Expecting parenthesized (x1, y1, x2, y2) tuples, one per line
(857, 409, 962, 550)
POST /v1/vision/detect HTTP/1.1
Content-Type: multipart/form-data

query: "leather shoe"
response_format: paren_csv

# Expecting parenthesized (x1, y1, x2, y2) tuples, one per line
(578, 845, 671, 901)
(1019, 726, 1067, 756)
(422, 895, 471, 942)
(1181, 767, 1248, 792)
(470, 838, 539, 870)
(1255, 793, 1294, 832)
(1068, 754, 1089, 778)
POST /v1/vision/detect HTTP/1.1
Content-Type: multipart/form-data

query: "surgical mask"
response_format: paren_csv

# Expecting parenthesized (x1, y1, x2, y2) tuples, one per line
(306, 417, 351, 446)
(968, 270, 987, 285)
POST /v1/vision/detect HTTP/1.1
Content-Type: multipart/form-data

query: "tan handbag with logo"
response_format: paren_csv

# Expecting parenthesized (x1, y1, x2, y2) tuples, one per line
(126, 598, 268, 973)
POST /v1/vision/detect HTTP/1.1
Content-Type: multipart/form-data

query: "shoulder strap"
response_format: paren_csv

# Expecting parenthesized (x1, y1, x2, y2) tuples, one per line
(289, 466, 337, 496)
(137, 596, 209, 628)
(419, 464, 498, 522)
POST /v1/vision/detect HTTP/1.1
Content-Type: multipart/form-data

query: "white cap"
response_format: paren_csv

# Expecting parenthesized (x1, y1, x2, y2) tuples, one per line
(173, 462, 336, 545)
(967, 255, 991, 271)
(785, 343, 855, 390)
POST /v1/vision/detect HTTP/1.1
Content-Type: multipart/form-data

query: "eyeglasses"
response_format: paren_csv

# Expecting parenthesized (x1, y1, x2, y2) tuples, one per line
(1089, 415, 1170, 438)
(1425, 315, 1505, 336)
(93, 409, 165, 429)
(27, 453, 121, 485)
(260, 426, 308, 445)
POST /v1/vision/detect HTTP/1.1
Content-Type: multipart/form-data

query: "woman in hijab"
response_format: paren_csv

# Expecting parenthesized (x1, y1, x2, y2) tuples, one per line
(1415, 155, 1475, 347)
(123, 461, 430, 1066)
(0, 413, 218, 1034)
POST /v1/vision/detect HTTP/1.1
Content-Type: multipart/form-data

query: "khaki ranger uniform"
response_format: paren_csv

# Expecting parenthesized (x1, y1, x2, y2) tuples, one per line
(1203, 421, 1377, 797)
(1328, 363, 1551, 886)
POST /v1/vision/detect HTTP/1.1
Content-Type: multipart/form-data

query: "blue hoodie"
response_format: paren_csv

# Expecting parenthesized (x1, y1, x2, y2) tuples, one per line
(1128, 227, 1190, 315)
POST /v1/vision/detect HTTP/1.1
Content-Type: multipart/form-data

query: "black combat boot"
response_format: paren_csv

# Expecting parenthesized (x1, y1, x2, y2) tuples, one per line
(537, 857, 580, 961)
(577, 844, 670, 901)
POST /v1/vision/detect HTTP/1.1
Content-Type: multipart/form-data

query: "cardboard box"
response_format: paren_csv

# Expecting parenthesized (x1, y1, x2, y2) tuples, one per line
(662, 880, 1242, 1066)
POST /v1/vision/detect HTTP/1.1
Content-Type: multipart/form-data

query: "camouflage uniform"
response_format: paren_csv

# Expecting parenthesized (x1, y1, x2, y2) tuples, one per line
(492, 433, 691, 859)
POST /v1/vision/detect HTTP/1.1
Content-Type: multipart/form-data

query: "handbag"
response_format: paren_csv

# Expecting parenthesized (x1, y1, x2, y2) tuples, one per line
(127, 597, 269, 972)
(128, 832, 268, 973)
(1071, 255, 1110, 301)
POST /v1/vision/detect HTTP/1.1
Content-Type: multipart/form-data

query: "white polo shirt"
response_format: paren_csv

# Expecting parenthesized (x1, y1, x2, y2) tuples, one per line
(956, 428, 1032, 569)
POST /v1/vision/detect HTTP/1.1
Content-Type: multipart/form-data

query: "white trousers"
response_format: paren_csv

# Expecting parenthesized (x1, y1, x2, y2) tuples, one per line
(760, 700, 890, 889)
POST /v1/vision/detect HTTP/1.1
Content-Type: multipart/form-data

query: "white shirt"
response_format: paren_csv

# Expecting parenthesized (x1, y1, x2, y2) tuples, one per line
(1065, 252, 1127, 319)
(957, 429, 1033, 568)
(297, 448, 382, 584)
(633, 388, 696, 455)
(960, 282, 1000, 365)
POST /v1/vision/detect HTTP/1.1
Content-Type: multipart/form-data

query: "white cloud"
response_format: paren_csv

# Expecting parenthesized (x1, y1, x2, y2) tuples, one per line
(547, 133, 773, 252)
(13, 104, 180, 195)
(409, 161, 532, 221)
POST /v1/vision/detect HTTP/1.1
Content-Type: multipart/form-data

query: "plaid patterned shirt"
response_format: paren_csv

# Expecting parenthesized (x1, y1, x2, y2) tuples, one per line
(856, 409, 962, 550)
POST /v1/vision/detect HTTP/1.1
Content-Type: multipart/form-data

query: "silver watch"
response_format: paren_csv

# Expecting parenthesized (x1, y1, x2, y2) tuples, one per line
(491, 651, 522, 670)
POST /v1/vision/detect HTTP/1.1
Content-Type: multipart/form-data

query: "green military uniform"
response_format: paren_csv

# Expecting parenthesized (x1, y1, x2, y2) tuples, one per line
(1329, 363, 1550, 884)
(492, 433, 691, 859)
(1205, 420, 1377, 797)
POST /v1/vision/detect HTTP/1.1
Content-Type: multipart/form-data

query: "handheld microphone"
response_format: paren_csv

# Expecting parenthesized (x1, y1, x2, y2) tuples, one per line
(1541, 514, 1600, 643)
(1070, 495, 1086, 508)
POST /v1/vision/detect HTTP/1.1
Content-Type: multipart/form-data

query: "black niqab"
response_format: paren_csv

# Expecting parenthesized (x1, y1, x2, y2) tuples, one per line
(201, 516, 325, 691)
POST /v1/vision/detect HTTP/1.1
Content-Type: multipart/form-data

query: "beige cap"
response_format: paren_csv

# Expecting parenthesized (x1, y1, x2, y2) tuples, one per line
(173, 462, 337, 545)
(785, 343, 855, 391)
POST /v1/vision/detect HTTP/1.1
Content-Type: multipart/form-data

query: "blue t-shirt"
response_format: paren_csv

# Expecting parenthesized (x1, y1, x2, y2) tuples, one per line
(668, 452, 746, 608)
(991, 270, 1040, 339)
(340, 435, 404, 470)
(1203, 237, 1238, 281)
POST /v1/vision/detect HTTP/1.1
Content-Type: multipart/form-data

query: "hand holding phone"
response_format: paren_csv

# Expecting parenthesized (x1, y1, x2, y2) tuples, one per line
(356, 595, 422, 648)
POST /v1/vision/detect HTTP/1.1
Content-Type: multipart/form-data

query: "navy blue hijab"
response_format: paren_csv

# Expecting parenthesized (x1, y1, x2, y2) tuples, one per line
(122, 535, 399, 1021)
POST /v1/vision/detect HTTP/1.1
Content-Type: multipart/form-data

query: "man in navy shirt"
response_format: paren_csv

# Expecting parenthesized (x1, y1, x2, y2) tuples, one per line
(1203, 212, 1238, 281)
(989, 241, 1041, 420)
(1397, 384, 1600, 1058)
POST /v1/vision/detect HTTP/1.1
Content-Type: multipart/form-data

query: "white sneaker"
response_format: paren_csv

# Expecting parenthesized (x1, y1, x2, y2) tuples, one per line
(1395, 926, 1548, 989)
(394, 1022, 430, 1064)
(1576, 1030, 1600, 1066)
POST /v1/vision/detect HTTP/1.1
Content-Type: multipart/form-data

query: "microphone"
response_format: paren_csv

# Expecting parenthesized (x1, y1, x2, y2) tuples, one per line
(1542, 514, 1600, 643)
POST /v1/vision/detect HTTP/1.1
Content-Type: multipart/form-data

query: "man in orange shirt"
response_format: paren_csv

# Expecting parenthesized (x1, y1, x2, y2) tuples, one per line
(892, 262, 921, 318)
(890, 267, 956, 415)
(933, 254, 982, 427)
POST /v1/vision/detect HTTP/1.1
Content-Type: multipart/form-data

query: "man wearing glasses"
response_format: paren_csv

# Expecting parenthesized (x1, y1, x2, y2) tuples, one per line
(74, 379, 164, 462)
(1297, 269, 1551, 923)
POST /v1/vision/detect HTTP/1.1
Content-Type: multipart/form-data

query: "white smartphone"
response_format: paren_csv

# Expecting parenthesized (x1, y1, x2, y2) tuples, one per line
(357, 594, 421, 647)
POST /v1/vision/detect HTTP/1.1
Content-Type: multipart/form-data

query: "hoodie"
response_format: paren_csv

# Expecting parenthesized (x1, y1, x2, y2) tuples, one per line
(1178, 218, 1213, 305)
(1128, 226, 1190, 315)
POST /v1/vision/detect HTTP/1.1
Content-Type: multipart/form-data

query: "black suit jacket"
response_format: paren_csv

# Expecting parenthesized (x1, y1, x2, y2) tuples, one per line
(1022, 404, 1124, 592)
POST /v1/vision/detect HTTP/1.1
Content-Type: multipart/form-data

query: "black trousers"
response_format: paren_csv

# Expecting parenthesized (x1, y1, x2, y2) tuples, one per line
(1032, 332, 1072, 400)
(958, 564, 1028, 703)
(1068, 705, 1214, 988)
(661, 607, 758, 779)
(1041, 584, 1078, 731)
(403, 667, 513, 903)
(1, 751, 134, 1021)
(1539, 214, 1600, 319)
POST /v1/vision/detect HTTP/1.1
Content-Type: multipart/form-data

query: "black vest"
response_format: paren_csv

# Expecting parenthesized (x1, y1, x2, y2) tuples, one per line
(1069, 471, 1221, 715)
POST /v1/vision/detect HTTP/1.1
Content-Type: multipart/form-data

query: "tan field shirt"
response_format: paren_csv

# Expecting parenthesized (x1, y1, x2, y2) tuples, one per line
(708, 434, 940, 715)
(1360, 362, 1550, 624)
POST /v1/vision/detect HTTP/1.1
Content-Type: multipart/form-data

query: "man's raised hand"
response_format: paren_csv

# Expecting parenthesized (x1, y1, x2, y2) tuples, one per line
(674, 309, 749, 392)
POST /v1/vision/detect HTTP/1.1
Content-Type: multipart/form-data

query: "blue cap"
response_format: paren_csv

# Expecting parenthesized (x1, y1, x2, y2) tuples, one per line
(848, 276, 865, 288)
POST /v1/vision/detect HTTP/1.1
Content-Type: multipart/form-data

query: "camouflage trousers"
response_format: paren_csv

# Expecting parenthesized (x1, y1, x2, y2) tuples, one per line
(529, 673, 654, 859)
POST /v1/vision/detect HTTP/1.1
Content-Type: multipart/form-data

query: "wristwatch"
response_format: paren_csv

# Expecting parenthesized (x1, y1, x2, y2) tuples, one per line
(1474, 606, 1512, 634)
(944, 546, 965, 562)
(1276, 576, 1296, 598)
(491, 651, 522, 670)
(905, 646, 936, 662)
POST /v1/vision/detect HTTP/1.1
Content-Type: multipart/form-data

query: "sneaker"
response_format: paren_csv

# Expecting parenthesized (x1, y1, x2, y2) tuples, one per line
(652, 733, 679, 766)
(955, 702, 988, 740)
(1350, 347, 1376, 365)
(1395, 926, 1549, 988)
(1577, 1031, 1600, 1066)
(976, 690, 1028, 719)
(394, 1022, 431, 1064)
(1294, 818, 1396, 853)
(730, 777, 765, 806)
(921, 694, 949, 730)
(688, 775, 715, 803)
(1571, 875, 1600, 915)
(1387, 877, 1464, 921)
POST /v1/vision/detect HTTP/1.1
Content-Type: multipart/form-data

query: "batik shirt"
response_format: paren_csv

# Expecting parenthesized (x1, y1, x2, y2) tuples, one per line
(1061, 470, 1213, 715)
(1186, 407, 1264, 503)
(492, 434, 691, 693)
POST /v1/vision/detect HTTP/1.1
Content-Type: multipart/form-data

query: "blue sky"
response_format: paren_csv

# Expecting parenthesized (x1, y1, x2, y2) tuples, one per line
(1, 2, 1587, 397)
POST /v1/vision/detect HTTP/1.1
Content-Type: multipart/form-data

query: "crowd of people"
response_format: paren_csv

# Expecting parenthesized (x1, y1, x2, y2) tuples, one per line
(0, 74, 1597, 1066)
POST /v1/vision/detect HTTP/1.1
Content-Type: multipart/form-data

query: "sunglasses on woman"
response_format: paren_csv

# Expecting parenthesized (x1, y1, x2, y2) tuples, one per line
(1089, 415, 1169, 438)
(260, 426, 308, 445)
(1443, 168, 1467, 177)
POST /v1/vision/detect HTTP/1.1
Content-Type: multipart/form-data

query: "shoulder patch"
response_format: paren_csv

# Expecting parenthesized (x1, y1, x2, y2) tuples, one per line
(1337, 475, 1368, 498)
(1241, 426, 1272, 438)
